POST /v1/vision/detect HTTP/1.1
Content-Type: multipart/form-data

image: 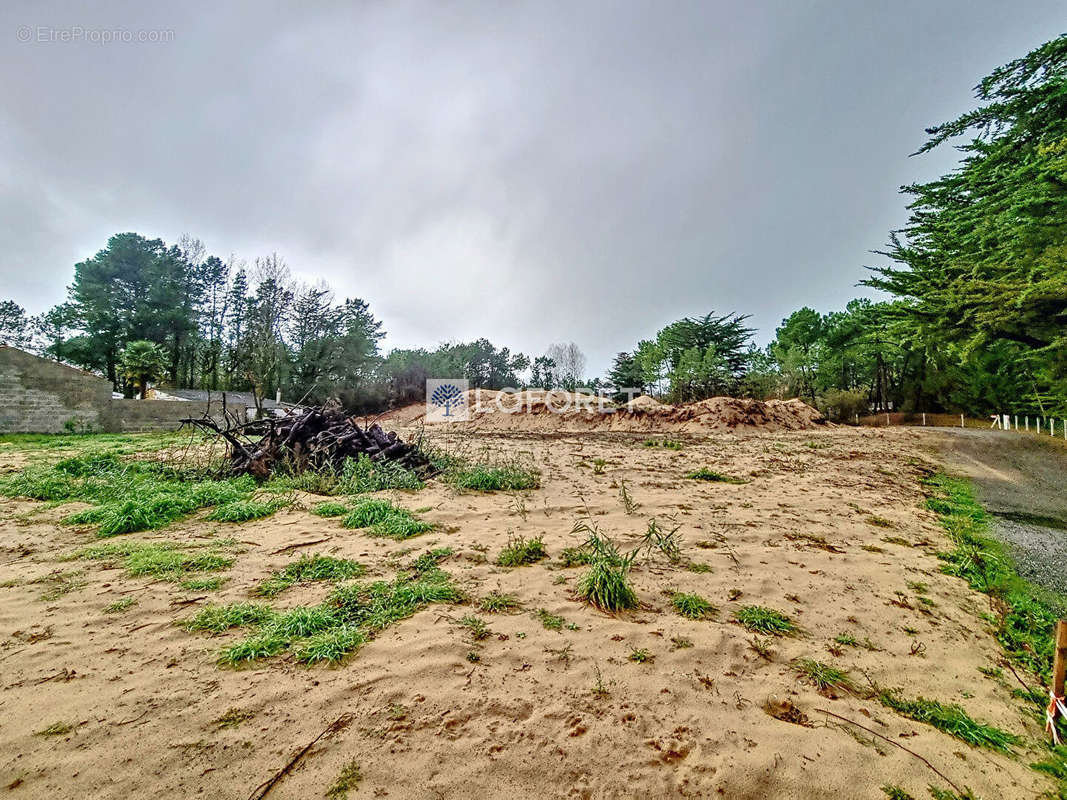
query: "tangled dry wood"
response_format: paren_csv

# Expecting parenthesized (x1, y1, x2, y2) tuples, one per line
(181, 399, 430, 479)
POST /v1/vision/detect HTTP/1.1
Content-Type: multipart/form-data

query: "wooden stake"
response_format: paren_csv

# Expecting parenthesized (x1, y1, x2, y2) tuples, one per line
(1054, 620, 1067, 702)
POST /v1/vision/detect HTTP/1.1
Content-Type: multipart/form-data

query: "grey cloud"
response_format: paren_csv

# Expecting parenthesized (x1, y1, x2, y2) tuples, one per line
(1, 0, 1063, 374)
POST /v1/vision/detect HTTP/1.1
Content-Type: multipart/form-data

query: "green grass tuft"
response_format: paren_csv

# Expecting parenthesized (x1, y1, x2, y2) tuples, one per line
(446, 463, 539, 492)
(572, 521, 638, 611)
(325, 760, 362, 799)
(734, 605, 795, 635)
(206, 497, 288, 523)
(479, 592, 520, 613)
(255, 554, 365, 598)
(311, 501, 350, 518)
(878, 689, 1020, 752)
(340, 454, 423, 493)
(535, 608, 565, 630)
(495, 535, 547, 567)
(293, 625, 367, 664)
(103, 596, 137, 614)
(77, 540, 234, 581)
(792, 658, 853, 691)
(342, 498, 433, 539)
(671, 592, 716, 620)
(181, 602, 277, 633)
(687, 467, 747, 484)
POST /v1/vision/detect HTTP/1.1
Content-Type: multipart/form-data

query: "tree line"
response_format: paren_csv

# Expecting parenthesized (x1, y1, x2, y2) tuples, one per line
(0, 234, 593, 412)
(3, 34, 1065, 419)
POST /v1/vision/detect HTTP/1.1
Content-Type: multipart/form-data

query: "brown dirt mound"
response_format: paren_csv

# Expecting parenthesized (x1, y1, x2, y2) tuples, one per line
(385, 391, 824, 433)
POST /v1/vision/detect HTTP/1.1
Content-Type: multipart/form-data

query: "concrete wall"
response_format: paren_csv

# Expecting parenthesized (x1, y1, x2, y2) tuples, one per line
(0, 346, 113, 433)
(0, 346, 256, 434)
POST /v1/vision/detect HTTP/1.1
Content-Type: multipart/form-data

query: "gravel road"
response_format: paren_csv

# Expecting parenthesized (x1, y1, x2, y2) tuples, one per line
(925, 427, 1067, 595)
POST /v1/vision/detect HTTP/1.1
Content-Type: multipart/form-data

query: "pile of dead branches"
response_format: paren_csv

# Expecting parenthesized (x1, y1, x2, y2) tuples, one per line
(181, 399, 430, 480)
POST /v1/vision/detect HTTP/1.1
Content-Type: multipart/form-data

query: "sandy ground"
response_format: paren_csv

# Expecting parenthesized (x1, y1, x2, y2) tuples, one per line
(0, 426, 1054, 799)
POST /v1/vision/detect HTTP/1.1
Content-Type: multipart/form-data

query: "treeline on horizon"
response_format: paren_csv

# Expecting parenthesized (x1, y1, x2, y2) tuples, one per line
(2, 34, 1066, 420)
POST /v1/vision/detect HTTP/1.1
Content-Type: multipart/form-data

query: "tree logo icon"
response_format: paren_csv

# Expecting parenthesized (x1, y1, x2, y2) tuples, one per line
(426, 379, 469, 421)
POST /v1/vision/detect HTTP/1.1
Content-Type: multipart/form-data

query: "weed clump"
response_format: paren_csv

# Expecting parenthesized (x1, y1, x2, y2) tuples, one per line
(196, 567, 461, 667)
(687, 467, 747, 484)
(496, 535, 547, 566)
(311, 501, 350, 518)
(734, 605, 795, 635)
(207, 497, 288, 523)
(325, 760, 362, 799)
(182, 602, 278, 633)
(792, 658, 853, 692)
(342, 498, 433, 539)
(479, 592, 520, 613)
(446, 461, 539, 492)
(572, 521, 638, 612)
(672, 592, 716, 620)
(255, 555, 365, 598)
(878, 689, 1019, 752)
(340, 454, 423, 493)
(77, 540, 235, 581)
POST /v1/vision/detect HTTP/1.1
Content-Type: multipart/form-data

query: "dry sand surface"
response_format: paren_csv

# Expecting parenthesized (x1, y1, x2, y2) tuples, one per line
(378, 391, 825, 434)
(0, 426, 1053, 799)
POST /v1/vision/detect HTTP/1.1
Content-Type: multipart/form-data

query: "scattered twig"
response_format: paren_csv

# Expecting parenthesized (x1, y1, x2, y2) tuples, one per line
(270, 538, 329, 555)
(247, 714, 354, 800)
(815, 707, 962, 794)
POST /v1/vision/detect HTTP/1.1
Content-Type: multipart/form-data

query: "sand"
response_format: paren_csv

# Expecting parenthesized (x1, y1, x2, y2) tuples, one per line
(0, 426, 1050, 799)
(380, 391, 825, 434)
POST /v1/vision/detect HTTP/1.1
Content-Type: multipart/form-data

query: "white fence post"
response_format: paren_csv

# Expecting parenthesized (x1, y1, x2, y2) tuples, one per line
(922, 412, 926, 426)
(960, 413, 964, 428)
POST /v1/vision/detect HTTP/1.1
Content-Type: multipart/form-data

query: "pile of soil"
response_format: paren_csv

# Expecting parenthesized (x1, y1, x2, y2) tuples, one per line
(380, 390, 824, 433)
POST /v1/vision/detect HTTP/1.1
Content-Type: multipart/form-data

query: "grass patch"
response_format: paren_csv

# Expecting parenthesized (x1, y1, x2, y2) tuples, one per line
(34, 722, 74, 737)
(340, 454, 423, 493)
(77, 540, 235, 581)
(628, 647, 654, 663)
(0, 454, 261, 537)
(792, 658, 853, 692)
(325, 760, 362, 799)
(446, 463, 539, 492)
(734, 605, 794, 635)
(255, 555, 365, 598)
(495, 535, 547, 566)
(479, 592, 520, 613)
(341, 498, 433, 539)
(311, 501, 350, 518)
(103, 597, 137, 614)
(213, 707, 254, 729)
(687, 467, 747, 484)
(535, 608, 565, 630)
(182, 602, 278, 633)
(671, 592, 716, 620)
(878, 690, 1020, 752)
(559, 546, 593, 567)
(457, 614, 491, 640)
(293, 626, 367, 664)
(573, 521, 638, 612)
(196, 567, 461, 667)
(180, 576, 226, 591)
(643, 438, 683, 450)
(206, 497, 288, 523)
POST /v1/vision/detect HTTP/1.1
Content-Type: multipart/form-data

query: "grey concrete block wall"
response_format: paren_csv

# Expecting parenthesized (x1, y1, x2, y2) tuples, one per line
(0, 346, 255, 434)
(0, 346, 113, 433)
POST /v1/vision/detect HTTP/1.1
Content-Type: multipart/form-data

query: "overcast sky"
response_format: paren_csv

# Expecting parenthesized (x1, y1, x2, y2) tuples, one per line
(1, 1, 1063, 375)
